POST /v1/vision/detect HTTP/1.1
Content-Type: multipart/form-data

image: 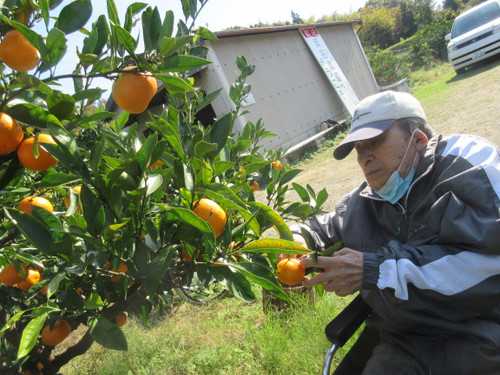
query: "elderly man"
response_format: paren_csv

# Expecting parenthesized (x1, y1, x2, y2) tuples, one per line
(294, 90, 500, 375)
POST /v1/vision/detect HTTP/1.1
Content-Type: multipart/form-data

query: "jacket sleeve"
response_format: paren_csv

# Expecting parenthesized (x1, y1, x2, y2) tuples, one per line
(289, 188, 361, 250)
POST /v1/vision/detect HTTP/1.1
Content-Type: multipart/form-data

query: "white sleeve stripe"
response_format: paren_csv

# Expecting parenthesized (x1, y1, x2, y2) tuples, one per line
(441, 134, 500, 199)
(377, 251, 500, 301)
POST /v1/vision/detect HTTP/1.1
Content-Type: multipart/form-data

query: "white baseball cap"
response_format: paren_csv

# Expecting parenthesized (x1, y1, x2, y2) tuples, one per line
(333, 90, 427, 160)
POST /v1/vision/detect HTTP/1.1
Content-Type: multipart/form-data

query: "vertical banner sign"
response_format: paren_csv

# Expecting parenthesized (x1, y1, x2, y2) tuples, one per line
(300, 27, 359, 115)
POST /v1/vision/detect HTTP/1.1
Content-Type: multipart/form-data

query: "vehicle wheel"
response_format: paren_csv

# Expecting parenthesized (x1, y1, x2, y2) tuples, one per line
(174, 272, 226, 305)
(455, 67, 466, 75)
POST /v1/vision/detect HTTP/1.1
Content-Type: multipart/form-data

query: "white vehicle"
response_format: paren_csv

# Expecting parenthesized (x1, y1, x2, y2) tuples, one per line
(446, 0, 500, 74)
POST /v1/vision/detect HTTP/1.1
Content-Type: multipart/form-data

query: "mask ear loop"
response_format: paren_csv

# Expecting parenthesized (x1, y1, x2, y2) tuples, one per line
(396, 128, 419, 173)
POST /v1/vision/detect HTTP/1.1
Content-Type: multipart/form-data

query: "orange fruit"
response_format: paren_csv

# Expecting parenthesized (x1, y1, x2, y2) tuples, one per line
(41, 319, 71, 346)
(0, 112, 24, 154)
(63, 185, 82, 211)
(114, 312, 128, 327)
(271, 161, 283, 171)
(276, 257, 305, 286)
(249, 181, 259, 192)
(18, 196, 54, 215)
(149, 160, 164, 169)
(17, 133, 58, 171)
(110, 262, 128, 282)
(16, 268, 41, 291)
(112, 66, 157, 114)
(0, 264, 26, 286)
(181, 247, 200, 262)
(0, 29, 39, 72)
(192, 198, 227, 237)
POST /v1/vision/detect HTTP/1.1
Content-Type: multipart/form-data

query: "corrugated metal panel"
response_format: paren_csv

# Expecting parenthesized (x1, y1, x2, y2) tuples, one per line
(195, 23, 378, 152)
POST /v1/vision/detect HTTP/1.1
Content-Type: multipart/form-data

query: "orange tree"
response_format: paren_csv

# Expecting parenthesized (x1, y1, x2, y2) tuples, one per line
(0, 1, 328, 374)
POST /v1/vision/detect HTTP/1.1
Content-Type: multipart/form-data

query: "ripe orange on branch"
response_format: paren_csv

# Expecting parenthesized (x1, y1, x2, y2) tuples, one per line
(0, 29, 39, 72)
(17, 133, 58, 171)
(0, 112, 24, 154)
(0, 264, 26, 286)
(41, 319, 71, 346)
(272, 161, 283, 170)
(114, 312, 128, 327)
(276, 257, 305, 285)
(16, 268, 41, 291)
(112, 66, 157, 114)
(18, 196, 54, 214)
(192, 198, 227, 237)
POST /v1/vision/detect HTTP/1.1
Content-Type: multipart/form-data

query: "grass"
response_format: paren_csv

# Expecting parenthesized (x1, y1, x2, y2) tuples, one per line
(61, 290, 357, 375)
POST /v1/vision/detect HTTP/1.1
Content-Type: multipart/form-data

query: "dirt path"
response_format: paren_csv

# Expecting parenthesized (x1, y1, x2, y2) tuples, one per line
(287, 60, 500, 212)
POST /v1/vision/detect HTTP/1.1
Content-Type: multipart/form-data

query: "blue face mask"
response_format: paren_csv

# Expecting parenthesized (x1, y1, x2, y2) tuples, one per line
(375, 129, 418, 204)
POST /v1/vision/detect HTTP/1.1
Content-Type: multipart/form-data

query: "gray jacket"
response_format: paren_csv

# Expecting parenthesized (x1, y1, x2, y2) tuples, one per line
(294, 134, 500, 372)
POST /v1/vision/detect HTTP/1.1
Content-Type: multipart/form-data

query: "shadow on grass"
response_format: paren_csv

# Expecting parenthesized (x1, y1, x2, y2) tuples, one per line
(447, 56, 500, 84)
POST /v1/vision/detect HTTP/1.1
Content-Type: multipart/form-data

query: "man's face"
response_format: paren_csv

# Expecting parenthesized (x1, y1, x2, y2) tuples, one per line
(354, 123, 419, 190)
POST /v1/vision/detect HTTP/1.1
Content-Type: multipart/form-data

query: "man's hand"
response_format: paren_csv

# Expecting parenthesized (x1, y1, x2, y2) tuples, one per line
(300, 248, 364, 296)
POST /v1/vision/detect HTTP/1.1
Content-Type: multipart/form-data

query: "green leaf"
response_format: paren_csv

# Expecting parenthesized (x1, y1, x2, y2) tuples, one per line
(40, 28, 67, 71)
(209, 113, 233, 157)
(56, 0, 93, 34)
(181, 0, 197, 19)
(207, 265, 255, 302)
(0, 310, 26, 338)
(113, 24, 138, 61)
(6, 103, 61, 129)
(157, 74, 196, 97)
(162, 10, 174, 38)
(159, 55, 211, 72)
(194, 140, 217, 157)
(195, 88, 222, 114)
(84, 293, 104, 309)
(142, 6, 162, 51)
(107, 0, 120, 24)
(18, 314, 47, 358)
(125, 2, 147, 32)
(0, 157, 21, 191)
(280, 169, 302, 185)
(5, 209, 53, 252)
(145, 174, 163, 196)
(248, 202, 293, 241)
(292, 182, 310, 202)
(157, 205, 216, 244)
(73, 88, 107, 104)
(197, 26, 218, 41)
(82, 15, 109, 56)
(89, 316, 128, 351)
(316, 188, 328, 209)
(136, 133, 157, 171)
(81, 185, 105, 236)
(323, 241, 344, 256)
(47, 91, 75, 120)
(227, 261, 291, 302)
(241, 239, 310, 255)
(143, 245, 176, 296)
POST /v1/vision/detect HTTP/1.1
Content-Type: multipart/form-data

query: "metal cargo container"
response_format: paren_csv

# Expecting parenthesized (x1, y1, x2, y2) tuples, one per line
(195, 20, 379, 152)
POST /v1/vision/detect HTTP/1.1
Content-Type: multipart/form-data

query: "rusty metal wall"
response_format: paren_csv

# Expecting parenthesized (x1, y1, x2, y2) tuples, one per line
(195, 23, 378, 152)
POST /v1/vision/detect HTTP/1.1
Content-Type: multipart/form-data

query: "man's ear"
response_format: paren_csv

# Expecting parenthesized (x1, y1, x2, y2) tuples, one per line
(414, 130, 428, 152)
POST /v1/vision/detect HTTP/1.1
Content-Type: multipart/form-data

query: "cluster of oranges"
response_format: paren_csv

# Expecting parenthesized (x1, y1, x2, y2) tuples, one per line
(0, 112, 58, 171)
(0, 263, 41, 292)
